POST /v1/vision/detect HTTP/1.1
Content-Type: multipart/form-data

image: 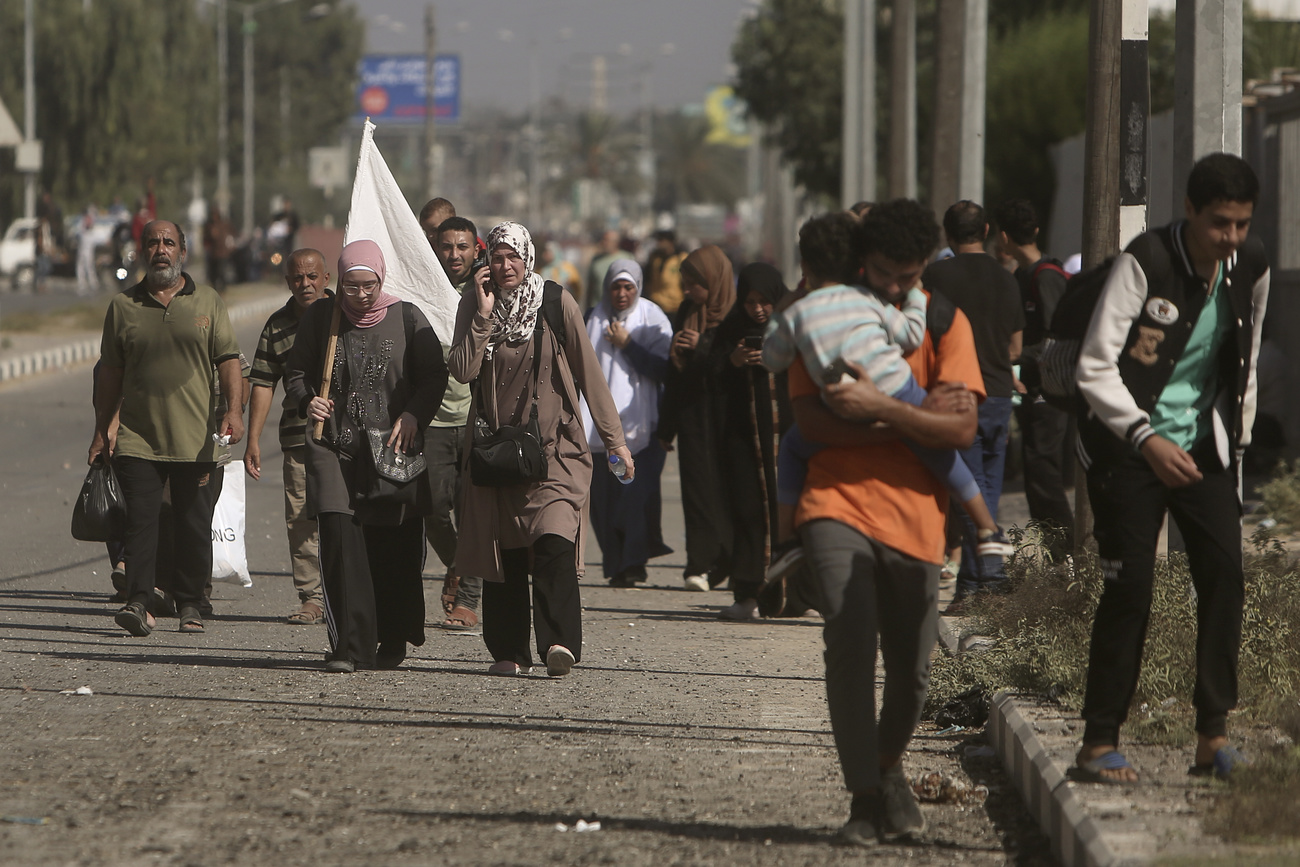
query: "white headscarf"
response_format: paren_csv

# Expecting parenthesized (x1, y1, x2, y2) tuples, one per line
(581, 258, 674, 454)
(485, 221, 546, 359)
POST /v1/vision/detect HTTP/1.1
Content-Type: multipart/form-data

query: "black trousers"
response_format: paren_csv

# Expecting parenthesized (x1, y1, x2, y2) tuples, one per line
(1082, 445, 1243, 745)
(115, 457, 218, 609)
(1015, 394, 1075, 558)
(483, 534, 582, 667)
(719, 431, 767, 603)
(318, 512, 427, 668)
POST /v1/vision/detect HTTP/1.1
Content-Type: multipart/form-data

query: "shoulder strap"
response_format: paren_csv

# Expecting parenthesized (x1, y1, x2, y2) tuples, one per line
(541, 280, 566, 350)
(926, 290, 957, 347)
(1030, 261, 1069, 304)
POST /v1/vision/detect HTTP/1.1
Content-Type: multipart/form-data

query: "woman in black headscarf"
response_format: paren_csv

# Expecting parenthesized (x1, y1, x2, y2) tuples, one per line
(712, 262, 794, 620)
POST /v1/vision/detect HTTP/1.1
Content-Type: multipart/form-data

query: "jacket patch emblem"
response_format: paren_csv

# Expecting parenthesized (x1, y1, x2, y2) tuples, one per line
(1144, 297, 1178, 325)
(1129, 326, 1165, 366)
(194, 315, 211, 328)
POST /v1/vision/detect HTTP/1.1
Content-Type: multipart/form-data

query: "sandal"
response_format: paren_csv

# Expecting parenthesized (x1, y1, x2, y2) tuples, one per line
(440, 573, 460, 615)
(286, 601, 324, 625)
(178, 605, 205, 634)
(114, 602, 153, 637)
(1189, 745, 1249, 780)
(1067, 749, 1140, 785)
(442, 605, 479, 631)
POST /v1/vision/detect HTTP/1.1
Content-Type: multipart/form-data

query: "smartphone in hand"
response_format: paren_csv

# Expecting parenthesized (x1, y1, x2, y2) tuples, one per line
(743, 335, 763, 350)
(822, 357, 858, 386)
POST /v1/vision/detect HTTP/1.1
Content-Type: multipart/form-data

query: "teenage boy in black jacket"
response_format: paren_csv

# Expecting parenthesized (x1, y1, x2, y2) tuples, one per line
(1073, 153, 1269, 784)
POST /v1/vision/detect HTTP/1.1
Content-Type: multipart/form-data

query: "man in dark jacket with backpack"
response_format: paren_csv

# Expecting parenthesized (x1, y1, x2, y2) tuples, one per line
(995, 199, 1074, 558)
(1072, 153, 1269, 785)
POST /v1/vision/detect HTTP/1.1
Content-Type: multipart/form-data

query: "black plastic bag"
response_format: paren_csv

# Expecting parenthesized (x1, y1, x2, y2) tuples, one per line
(71, 456, 127, 542)
(933, 687, 990, 729)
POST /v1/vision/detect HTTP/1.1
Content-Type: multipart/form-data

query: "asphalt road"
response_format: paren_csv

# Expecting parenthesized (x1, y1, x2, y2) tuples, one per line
(0, 320, 1051, 866)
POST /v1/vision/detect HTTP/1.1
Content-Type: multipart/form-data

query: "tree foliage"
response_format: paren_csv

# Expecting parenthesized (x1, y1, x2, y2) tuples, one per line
(653, 112, 748, 211)
(731, 0, 845, 199)
(0, 0, 361, 229)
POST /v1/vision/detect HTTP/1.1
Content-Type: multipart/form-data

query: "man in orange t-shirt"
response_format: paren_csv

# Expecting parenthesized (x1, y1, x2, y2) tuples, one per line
(790, 200, 984, 846)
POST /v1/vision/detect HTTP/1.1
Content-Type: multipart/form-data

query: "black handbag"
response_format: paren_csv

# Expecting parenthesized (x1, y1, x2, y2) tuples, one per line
(71, 456, 127, 542)
(469, 316, 549, 487)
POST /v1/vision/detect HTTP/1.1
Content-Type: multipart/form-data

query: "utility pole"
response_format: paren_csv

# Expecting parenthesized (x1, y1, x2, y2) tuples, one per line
(528, 45, 541, 230)
(1119, 0, 1150, 249)
(930, 0, 987, 211)
(592, 55, 608, 114)
(1173, 0, 1243, 210)
(424, 2, 438, 201)
(840, 0, 876, 206)
(242, 4, 256, 235)
(1075, 0, 1125, 554)
(217, 0, 230, 216)
(889, 0, 917, 199)
(23, 0, 35, 219)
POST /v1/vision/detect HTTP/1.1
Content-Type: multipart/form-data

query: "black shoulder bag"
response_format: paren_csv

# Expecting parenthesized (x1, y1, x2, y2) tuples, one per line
(469, 313, 549, 487)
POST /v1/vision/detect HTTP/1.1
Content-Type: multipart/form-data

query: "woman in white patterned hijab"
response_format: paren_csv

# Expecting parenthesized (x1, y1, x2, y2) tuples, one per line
(483, 221, 546, 358)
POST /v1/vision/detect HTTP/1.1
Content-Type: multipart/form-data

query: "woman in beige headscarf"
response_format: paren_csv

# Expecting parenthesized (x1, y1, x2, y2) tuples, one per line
(449, 222, 631, 678)
(656, 245, 736, 593)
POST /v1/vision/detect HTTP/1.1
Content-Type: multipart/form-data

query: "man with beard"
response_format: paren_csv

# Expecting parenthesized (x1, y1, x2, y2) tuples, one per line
(89, 220, 244, 637)
(244, 249, 331, 626)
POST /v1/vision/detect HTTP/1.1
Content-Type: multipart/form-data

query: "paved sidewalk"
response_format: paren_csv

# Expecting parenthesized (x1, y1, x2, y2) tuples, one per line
(0, 284, 284, 383)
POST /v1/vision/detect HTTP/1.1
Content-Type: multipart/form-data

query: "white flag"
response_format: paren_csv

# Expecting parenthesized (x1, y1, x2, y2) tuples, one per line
(343, 120, 459, 346)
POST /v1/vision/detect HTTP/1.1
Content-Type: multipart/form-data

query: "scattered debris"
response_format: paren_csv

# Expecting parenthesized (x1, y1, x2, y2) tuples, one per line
(911, 772, 989, 805)
(1, 816, 49, 825)
(964, 745, 996, 758)
(58, 686, 93, 696)
(934, 687, 989, 728)
(555, 819, 601, 832)
(934, 724, 966, 736)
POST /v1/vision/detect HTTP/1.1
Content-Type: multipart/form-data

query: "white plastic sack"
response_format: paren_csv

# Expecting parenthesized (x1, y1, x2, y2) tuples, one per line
(211, 462, 252, 587)
(343, 119, 459, 346)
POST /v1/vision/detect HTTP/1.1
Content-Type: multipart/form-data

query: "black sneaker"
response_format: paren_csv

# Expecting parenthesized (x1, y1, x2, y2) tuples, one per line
(880, 764, 926, 838)
(839, 791, 883, 847)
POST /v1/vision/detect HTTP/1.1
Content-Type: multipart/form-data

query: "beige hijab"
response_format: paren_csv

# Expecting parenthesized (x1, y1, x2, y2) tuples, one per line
(673, 245, 735, 366)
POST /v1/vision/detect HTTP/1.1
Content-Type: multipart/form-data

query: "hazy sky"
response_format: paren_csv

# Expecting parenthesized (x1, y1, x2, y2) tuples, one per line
(352, 0, 757, 116)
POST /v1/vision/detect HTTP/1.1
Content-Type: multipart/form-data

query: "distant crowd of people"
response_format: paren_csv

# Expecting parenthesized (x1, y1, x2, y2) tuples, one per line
(85, 152, 1270, 846)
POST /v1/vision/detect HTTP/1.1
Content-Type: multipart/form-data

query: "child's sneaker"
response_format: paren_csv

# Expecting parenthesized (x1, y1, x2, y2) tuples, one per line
(975, 528, 1014, 558)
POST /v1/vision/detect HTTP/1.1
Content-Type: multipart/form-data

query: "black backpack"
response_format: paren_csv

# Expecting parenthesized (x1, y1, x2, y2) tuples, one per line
(540, 280, 567, 350)
(1034, 259, 1114, 410)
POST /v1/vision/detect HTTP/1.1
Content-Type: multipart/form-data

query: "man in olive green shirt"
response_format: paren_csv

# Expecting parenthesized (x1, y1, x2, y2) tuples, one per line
(89, 220, 244, 637)
(426, 212, 480, 627)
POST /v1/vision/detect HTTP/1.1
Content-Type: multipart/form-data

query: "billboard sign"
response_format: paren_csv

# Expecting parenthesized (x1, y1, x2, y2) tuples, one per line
(354, 54, 460, 125)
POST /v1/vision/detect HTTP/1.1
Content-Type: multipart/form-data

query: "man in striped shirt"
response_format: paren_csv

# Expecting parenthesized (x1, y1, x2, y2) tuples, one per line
(244, 248, 331, 625)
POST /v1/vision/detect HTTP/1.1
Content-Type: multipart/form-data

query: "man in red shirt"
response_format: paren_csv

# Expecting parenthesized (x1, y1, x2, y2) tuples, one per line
(790, 199, 984, 846)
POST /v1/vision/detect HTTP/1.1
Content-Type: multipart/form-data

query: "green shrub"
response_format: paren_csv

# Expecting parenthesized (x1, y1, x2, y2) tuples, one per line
(926, 527, 1300, 731)
(1258, 460, 1300, 527)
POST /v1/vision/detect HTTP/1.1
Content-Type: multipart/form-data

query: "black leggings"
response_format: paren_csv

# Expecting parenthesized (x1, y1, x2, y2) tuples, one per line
(483, 534, 582, 667)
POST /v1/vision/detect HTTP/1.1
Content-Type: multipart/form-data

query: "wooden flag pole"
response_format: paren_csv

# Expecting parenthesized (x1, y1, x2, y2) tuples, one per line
(312, 300, 342, 442)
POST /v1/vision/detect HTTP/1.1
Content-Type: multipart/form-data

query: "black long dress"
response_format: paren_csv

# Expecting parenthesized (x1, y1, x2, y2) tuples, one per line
(657, 304, 731, 584)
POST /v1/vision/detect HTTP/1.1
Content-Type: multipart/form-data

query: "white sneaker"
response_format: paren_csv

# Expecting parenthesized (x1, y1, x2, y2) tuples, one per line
(545, 644, 575, 677)
(683, 574, 710, 592)
(717, 600, 761, 621)
(488, 660, 531, 676)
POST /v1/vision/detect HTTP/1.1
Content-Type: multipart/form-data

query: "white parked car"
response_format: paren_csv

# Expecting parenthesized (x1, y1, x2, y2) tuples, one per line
(0, 217, 37, 291)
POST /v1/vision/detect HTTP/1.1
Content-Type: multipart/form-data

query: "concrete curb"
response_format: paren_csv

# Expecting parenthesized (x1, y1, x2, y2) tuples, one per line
(988, 692, 1119, 867)
(0, 295, 283, 384)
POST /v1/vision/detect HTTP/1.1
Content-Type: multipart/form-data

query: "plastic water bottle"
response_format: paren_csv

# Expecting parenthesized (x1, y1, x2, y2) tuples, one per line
(608, 454, 633, 485)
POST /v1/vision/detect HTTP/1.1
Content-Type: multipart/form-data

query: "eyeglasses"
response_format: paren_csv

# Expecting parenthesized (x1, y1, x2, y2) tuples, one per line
(341, 279, 380, 296)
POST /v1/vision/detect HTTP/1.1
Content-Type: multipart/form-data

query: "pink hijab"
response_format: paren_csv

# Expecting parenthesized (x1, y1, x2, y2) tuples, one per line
(337, 240, 400, 328)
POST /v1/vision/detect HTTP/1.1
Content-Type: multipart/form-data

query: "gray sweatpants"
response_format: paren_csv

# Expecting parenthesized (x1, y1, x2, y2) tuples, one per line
(801, 518, 940, 792)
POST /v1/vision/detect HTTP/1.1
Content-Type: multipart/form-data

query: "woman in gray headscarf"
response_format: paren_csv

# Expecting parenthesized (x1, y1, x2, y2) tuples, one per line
(581, 258, 675, 586)
(449, 222, 631, 678)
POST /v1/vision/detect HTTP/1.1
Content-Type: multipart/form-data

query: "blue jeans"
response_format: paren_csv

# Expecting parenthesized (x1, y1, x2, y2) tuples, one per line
(956, 396, 1014, 596)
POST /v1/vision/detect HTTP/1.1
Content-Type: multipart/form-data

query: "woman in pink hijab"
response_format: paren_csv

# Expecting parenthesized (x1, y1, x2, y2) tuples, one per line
(286, 240, 449, 673)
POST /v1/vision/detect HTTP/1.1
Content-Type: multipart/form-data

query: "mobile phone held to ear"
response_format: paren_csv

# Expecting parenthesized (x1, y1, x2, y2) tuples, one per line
(822, 357, 858, 386)
(743, 335, 763, 350)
